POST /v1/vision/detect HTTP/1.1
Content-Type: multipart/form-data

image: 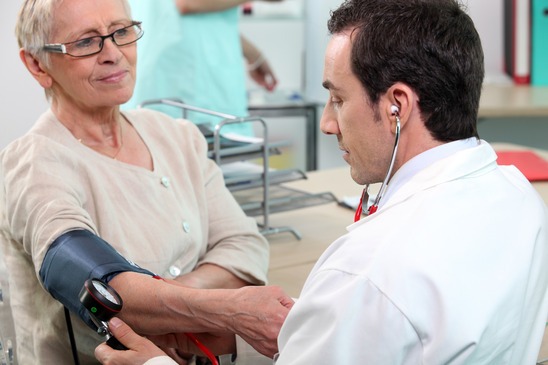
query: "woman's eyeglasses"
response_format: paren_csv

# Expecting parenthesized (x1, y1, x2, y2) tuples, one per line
(42, 22, 143, 57)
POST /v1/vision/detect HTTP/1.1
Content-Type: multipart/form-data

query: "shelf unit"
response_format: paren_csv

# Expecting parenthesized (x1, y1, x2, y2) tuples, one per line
(138, 98, 336, 238)
(0, 260, 16, 365)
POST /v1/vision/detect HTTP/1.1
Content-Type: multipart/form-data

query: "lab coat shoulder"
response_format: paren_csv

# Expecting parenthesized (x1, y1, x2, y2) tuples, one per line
(276, 241, 423, 364)
(143, 356, 178, 365)
(498, 163, 548, 219)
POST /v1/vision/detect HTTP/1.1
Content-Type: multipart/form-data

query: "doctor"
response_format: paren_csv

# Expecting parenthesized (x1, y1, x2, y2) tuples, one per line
(96, 0, 548, 364)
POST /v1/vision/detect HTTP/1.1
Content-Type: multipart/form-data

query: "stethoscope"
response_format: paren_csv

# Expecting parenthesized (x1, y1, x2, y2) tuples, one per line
(354, 105, 401, 222)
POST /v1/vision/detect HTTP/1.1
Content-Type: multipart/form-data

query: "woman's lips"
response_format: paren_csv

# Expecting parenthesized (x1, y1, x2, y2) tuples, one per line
(97, 70, 127, 83)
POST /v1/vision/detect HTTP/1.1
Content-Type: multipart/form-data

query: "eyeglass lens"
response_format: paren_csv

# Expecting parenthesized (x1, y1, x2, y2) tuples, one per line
(65, 24, 142, 57)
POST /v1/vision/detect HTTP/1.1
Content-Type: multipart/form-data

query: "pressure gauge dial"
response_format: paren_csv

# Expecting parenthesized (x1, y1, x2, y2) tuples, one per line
(79, 278, 127, 350)
(79, 279, 123, 322)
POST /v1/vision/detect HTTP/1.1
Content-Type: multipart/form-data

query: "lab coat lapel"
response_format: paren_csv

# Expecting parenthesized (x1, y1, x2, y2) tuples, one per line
(369, 141, 498, 220)
(388, 141, 498, 209)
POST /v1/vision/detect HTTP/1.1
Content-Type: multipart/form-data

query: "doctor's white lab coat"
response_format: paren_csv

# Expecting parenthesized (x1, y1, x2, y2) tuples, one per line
(275, 139, 548, 365)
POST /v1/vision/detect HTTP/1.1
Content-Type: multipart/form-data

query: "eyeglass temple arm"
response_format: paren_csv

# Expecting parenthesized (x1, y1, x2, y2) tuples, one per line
(42, 44, 66, 54)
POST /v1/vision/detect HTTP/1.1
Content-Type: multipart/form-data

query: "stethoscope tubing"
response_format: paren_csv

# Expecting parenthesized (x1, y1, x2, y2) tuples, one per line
(372, 114, 401, 209)
(358, 113, 401, 218)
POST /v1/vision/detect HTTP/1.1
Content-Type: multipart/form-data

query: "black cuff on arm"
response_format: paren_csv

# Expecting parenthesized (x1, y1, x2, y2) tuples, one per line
(39, 229, 155, 328)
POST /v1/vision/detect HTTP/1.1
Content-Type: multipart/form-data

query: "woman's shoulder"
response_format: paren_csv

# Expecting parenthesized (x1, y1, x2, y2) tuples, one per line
(122, 108, 198, 131)
(1, 128, 80, 178)
(122, 108, 206, 148)
(1, 110, 68, 159)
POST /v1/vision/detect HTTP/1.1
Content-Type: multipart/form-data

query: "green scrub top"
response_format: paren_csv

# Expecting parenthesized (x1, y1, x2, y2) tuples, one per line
(125, 2, 252, 135)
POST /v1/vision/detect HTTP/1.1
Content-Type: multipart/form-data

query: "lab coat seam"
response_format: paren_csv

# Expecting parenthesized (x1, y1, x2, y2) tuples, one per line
(362, 273, 424, 354)
(316, 266, 425, 355)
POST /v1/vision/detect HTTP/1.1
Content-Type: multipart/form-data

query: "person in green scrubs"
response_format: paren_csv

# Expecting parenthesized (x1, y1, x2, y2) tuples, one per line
(125, 0, 281, 136)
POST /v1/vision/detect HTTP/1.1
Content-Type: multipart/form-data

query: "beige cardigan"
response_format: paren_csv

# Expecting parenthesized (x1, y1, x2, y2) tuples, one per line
(0, 108, 269, 364)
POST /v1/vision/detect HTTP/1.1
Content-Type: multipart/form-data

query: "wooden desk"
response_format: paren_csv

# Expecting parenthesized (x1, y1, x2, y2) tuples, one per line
(479, 84, 548, 118)
(264, 143, 548, 361)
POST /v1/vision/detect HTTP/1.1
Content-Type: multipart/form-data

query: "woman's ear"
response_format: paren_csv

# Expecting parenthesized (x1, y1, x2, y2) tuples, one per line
(19, 49, 53, 89)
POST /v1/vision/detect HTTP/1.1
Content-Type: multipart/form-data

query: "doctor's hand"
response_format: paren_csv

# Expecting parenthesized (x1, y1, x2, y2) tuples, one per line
(95, 317, 238, 365)
(225, 285, 294, 358)
(95, 317, 168, 365)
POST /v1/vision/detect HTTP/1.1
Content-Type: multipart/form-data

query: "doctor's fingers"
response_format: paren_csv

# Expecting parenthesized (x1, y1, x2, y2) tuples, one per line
(230, 286, 294, 357)
(95, 318, 167, 365)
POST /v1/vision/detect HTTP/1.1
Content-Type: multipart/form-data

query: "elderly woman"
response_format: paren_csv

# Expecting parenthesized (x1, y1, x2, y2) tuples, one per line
(0, 0, 291, 363)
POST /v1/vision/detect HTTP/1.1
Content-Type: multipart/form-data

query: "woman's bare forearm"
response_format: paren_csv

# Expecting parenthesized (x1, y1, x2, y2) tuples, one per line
(174, 263, 250, 289)
(108, 272, 293, 357)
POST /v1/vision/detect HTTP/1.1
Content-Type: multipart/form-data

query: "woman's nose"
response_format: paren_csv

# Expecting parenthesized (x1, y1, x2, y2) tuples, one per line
(97, 37, 123, 63)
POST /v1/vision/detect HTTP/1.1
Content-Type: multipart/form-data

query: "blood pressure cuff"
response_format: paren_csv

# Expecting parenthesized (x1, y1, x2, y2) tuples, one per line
(39, 229, 155, 328)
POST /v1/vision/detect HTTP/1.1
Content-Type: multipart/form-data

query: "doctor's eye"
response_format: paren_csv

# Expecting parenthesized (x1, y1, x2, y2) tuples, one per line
(331, 97, 342, 108)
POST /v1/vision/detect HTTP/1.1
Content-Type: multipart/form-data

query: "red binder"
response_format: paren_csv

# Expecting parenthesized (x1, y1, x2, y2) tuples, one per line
(504, 0, 531, 84)
(496, 150, 548, 181)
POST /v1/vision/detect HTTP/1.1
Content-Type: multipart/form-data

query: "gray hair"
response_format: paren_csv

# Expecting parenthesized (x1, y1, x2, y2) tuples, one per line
(15, 0, 58, 67)
(15, 0, 133, 66)
(15, 0, 132, 99)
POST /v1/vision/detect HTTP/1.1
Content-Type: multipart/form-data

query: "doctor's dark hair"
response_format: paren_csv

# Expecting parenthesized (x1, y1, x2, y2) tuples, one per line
(328, 0, 484, 142)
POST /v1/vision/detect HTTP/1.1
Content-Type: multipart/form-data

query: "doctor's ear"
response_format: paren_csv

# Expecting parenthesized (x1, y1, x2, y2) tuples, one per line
(19, 49, 53, 89)
(384, 82, 417, 128)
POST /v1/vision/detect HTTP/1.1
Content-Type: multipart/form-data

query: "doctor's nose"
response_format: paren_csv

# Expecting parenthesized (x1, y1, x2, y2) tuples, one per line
(320, 103, 340, 135)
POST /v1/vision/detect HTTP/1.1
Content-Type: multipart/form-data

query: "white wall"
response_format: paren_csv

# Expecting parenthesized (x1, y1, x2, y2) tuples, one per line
(240, 18, 305, 93)
(0, 0, 508, 151)
(0, 2, 50, 150)
(467, 0, 506, 83)
(303, 0, 506, 104)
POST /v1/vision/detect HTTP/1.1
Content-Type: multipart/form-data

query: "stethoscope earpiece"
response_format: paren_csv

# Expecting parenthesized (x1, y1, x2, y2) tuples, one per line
(390, 105, 400, 116)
